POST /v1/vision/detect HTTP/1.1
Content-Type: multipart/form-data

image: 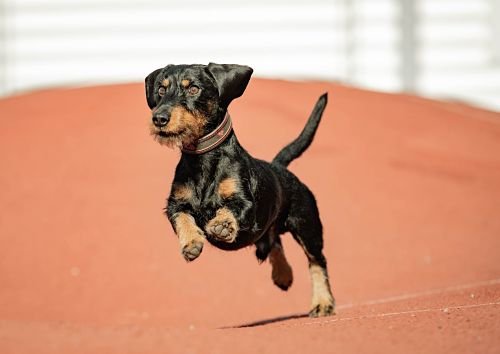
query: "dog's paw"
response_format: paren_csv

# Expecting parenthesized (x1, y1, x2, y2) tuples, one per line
(205, 208, 239, 243)
(272, 263, 293, 291)
(208, 219, 237, 242)
(181, 237, 204, 262)
(309, 300, 336, 317)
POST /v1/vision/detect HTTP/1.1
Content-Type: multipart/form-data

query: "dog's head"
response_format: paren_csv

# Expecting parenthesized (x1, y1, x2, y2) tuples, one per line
(145, 63, 253, 148)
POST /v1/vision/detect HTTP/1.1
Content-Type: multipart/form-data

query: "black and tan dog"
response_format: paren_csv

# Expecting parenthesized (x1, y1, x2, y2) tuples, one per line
(145, 63, 335, 317)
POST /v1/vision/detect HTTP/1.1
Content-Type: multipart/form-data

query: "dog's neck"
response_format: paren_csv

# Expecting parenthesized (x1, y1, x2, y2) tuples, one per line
(181, 112, 232, 155)
(178, 110, 244, 176)
(178, 129, 243, 182)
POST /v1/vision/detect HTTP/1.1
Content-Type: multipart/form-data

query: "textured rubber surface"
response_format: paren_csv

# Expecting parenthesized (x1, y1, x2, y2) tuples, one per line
(1, 79, 499, 353)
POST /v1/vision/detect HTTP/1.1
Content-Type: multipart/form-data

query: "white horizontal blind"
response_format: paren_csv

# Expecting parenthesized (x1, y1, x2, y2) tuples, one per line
(0, 0, 346, 90)
(0, 0, 499, 111)
(344, 0, 403, 91)
(416, 0, 500, 109)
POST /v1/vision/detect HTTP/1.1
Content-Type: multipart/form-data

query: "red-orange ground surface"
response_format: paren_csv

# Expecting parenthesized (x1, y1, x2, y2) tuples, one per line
(0, 79, 499, 353)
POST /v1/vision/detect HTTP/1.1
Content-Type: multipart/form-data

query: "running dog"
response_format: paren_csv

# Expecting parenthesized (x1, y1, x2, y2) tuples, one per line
(145, 63, 335, 317)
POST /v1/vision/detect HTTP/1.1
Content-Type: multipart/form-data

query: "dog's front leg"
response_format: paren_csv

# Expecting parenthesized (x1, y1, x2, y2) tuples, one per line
(205, 177, 255, 243)
(169, 212, 205, 261)
(167, 185, 205, 262)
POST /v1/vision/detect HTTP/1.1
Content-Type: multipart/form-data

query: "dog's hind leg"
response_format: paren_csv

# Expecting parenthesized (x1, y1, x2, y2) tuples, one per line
(286, 189, 335, 317)
(269, 235, 293, 291)
(255, 227, 294, 291)
(254, 232, 272, 263)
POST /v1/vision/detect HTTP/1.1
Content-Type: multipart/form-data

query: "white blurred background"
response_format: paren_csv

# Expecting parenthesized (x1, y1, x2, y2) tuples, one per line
(0, 0, 499, 111)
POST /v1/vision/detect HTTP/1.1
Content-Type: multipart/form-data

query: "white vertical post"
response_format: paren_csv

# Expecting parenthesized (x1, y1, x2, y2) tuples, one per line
(344, 0, 356, 83)
(492, 0, 500, 64)
(400, 0, 417, 92)
(0, 0, 6, 95)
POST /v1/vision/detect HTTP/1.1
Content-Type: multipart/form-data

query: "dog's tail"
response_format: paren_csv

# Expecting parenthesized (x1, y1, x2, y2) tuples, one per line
(272, 93, 327, 167)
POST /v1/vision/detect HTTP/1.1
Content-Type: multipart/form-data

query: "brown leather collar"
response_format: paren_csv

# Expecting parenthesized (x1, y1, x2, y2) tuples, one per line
(181, 112, 232, 154)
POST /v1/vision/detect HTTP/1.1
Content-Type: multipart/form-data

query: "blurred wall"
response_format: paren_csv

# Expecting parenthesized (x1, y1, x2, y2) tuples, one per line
(0, 0, 499, 111)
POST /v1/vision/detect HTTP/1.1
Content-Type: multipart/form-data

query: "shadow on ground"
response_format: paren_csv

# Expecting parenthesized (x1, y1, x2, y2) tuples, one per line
(223, 313, 309, 328)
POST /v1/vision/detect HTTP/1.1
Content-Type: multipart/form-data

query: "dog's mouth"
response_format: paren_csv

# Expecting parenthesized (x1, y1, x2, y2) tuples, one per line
(157, 130, 172, 138)
(155, 129, 185, 138)
(151, 126, 190, 148)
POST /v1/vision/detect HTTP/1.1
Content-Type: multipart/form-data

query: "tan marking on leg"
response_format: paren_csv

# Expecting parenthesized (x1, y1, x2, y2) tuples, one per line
(205, 207, 239, 243)
(173, 212, 205, 262)
(218, 177, 239, 199)
(161, 78, 170, 87)
(172, 183, 193, 201)
(269, 244, 293, 290)
(181, 79, 190, 88)
(309, 263, 335, 317)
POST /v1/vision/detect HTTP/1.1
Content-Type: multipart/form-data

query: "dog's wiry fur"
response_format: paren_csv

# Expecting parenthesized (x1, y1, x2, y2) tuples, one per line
(145, 63, 335, 317)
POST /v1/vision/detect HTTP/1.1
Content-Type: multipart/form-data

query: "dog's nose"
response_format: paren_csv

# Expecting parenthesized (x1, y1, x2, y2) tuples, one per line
(152, 113, 169, 127)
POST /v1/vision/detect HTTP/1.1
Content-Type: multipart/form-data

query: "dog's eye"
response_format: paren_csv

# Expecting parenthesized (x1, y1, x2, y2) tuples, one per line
(188, 85, 200, 95)
(158, 86, 166, 96)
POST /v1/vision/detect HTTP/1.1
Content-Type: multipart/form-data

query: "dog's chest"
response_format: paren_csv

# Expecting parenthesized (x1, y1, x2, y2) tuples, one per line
(188, 179, 232, 220)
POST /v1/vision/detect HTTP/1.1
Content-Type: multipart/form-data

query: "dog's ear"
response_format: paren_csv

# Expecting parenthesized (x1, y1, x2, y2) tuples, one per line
(145, 68, 162, 109)
(207, 63, 253, 107)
